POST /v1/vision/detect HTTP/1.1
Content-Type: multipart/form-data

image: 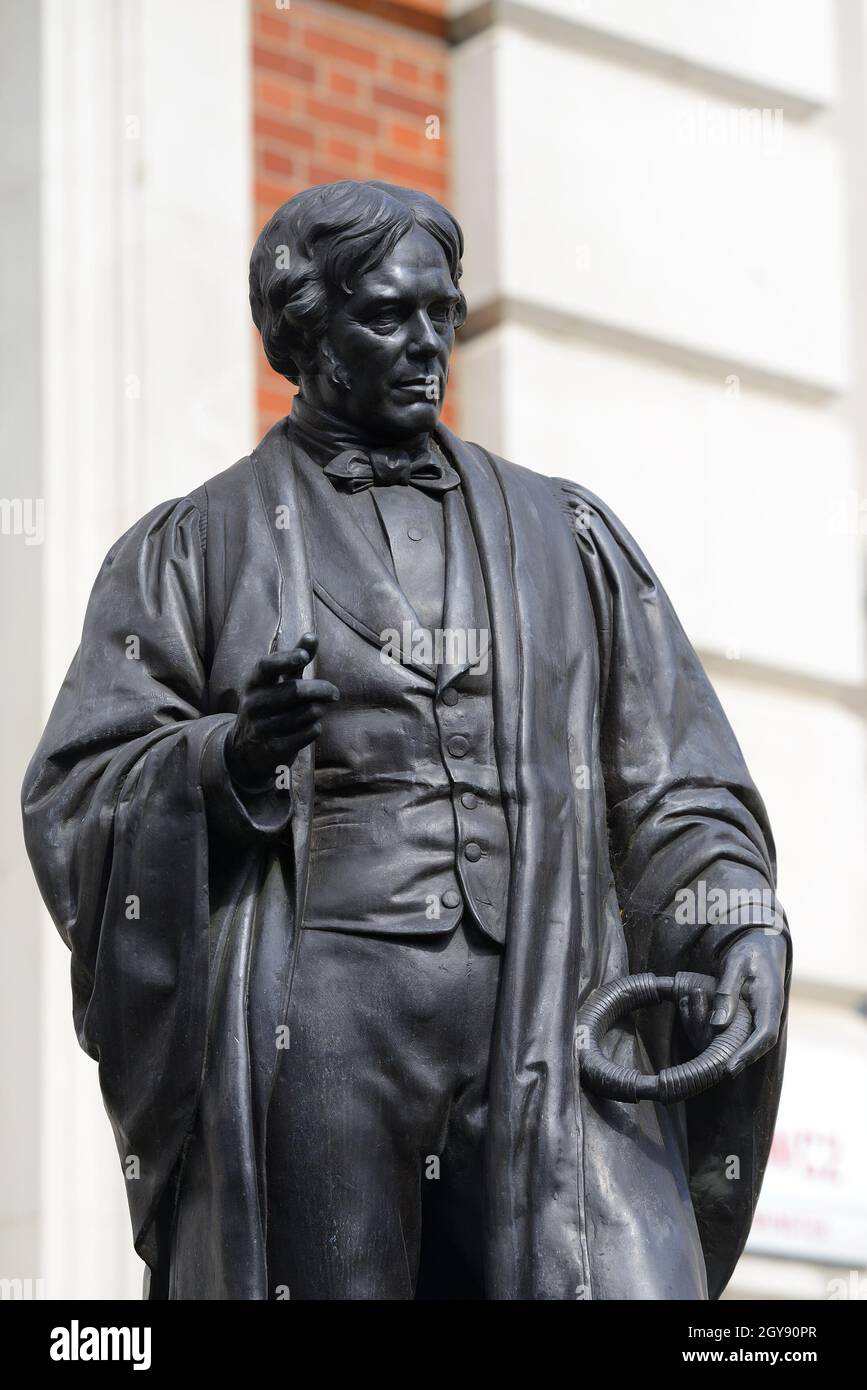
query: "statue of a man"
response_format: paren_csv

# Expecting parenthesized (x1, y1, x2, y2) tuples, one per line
(22, 180, 789, 1301)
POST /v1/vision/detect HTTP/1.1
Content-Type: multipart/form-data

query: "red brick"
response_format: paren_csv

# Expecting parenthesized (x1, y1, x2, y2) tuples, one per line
(303, 29, 379, 70)
(422, 134, 446, 161)
(392, 121, 425, 151)
(329, 70, 359, 98)
(256, 13, 291, 44)
(392, 58, 419, 84)
(306, 98, 379, 136)
(373, 86, 440, 119)
(255, 176, 295, 209)
(253, 46, 316, 83)
(326, 137, 361, 165)
(263, 149, 295, 177)
(255, 115, 317, 150)
(309, 165, 358, 187)
(372, 152, 446, 192)
(255, 78, 295, 112)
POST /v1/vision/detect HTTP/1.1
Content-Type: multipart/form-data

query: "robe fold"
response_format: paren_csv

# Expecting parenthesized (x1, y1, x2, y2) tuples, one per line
(22, 419, 789, 1299)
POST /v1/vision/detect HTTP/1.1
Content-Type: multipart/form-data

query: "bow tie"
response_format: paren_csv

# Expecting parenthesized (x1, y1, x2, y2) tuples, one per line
(323, 444, 460, 496)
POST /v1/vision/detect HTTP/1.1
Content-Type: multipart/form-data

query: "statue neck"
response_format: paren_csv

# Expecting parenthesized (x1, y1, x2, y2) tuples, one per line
(289, 393, 430, 458)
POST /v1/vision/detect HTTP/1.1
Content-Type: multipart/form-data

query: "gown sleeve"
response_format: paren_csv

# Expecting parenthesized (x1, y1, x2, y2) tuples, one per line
(20, 495, 291, 1262)
(555, 477, 788, 978)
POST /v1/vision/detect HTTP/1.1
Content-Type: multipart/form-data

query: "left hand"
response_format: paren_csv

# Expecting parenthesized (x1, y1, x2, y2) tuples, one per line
(679, 928, 787, 1079)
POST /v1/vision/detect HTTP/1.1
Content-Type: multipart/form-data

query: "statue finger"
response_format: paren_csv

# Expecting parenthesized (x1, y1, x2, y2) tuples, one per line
(689, 985, 711, 1035)
(725, 1000, 778, 1077)
(247, 679, 338, 714)
(249, 637, 318, 687)
(711, 953, 747, 1028)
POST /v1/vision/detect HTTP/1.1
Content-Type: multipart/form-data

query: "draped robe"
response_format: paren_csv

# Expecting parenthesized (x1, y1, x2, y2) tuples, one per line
(21, 419, 789, 1299)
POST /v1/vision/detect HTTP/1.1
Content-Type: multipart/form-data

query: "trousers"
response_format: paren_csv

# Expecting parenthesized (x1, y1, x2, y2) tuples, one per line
(265, 916, 503, 1299)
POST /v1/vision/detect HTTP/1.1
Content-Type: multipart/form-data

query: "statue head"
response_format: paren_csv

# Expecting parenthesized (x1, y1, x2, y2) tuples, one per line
(249, 180, 467, 442)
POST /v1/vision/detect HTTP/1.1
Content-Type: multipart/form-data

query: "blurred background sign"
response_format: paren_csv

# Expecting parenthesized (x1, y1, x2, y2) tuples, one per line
(749, 1008, 867, 1270)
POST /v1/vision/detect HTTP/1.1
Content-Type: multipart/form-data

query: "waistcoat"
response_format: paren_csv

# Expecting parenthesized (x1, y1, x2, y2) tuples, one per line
(292, 438, 511, 943)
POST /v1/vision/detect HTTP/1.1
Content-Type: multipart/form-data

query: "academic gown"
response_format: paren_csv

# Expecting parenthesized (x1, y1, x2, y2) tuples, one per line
(21, 418, 790, 1300)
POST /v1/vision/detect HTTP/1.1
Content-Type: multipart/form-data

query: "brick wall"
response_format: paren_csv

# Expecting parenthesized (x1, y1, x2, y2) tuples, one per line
(251, 0, 456, 437)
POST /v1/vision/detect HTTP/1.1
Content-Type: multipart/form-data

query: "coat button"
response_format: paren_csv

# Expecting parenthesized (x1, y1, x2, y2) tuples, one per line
(441, 688, 459, 706)
(447, 735, 469, 758)
(461, 792, 478, 809)
(407, 526, 424, 541)
(464, 841, 482, 862)
(441, 889, 461, 909)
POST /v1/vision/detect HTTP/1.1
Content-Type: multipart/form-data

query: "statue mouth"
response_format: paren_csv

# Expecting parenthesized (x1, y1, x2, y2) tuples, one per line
(394, 377, 440, 396)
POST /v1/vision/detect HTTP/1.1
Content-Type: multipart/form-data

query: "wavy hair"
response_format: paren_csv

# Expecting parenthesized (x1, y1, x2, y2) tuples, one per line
(249, 180, 468, 384)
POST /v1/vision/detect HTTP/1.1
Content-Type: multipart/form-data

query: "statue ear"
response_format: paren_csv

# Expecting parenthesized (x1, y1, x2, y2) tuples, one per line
(317, 337, 352, 393)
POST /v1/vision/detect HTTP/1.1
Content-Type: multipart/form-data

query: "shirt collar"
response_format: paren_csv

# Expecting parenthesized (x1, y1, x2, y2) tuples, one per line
(288, 394, 431, 467)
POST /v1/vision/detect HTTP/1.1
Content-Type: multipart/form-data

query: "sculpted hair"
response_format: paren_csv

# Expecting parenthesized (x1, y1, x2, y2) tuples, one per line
(249, 180, 468, 384)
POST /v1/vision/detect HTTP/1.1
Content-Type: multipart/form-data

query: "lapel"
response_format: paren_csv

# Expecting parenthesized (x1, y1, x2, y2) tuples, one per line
(434, 425, 521, 840)
(436, 485, 489, 695)
(247, 420, 317, 934)
(290, 431, 437, 682)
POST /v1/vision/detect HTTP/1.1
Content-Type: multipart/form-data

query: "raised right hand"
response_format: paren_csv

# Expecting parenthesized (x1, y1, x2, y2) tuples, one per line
(225, 632, 339, 790)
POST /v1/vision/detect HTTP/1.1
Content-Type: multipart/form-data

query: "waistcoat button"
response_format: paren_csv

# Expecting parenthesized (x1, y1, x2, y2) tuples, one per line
(464, 841, 483, 862)
(461, 792, 478, 809)
(447, 735, 469, 758)
(407, 526, 424, 541)
(441, 688, 459, 706)
(441, 889, 461, 909)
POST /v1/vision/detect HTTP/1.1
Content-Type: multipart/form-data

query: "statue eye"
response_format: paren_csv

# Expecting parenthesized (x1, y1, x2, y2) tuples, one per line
(366, 311, 401, 334)
(430, 303, 457, 327)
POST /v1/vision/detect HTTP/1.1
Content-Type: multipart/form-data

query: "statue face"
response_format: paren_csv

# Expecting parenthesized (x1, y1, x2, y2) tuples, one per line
(304, 224, 461, 441)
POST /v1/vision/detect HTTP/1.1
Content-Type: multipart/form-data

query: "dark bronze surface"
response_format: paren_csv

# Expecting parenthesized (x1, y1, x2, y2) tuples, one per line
(21, 180, 789, 1301)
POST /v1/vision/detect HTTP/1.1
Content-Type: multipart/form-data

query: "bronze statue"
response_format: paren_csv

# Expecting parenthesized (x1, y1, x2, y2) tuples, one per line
(22, 180, 789, 1300)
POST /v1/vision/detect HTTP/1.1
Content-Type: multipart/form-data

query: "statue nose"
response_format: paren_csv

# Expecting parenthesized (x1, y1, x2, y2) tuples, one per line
(410, 311, 443, 355)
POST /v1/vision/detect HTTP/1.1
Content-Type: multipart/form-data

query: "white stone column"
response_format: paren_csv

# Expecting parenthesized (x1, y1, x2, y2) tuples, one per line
(0, 0, 253, 1299)
(0, 0, 45, 1297)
